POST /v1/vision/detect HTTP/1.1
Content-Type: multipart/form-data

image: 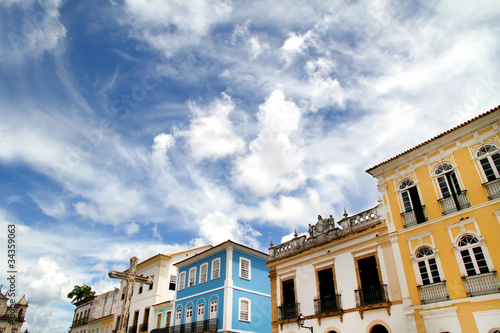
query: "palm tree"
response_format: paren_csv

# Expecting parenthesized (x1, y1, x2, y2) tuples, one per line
(67, 284, 96, 304)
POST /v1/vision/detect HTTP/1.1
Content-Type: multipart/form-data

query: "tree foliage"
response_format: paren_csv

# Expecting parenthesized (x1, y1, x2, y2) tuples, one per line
(67, 284, 96, 304)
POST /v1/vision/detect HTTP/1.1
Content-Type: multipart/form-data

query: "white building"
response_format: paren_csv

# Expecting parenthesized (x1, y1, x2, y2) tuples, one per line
(267, 207, 411, 333)
(112, 246, 212, 333)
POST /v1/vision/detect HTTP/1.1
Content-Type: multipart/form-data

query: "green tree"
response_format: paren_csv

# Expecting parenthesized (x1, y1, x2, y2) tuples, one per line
(67, 284, 96, 304)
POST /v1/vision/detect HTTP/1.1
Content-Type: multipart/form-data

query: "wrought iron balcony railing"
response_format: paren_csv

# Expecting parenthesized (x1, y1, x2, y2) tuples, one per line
(72, 317, 90, 327)
(354, 284, 389, 307)
(278, 303, 300, 321)
(128, 325, 137, 333)
(401, 206, 428, 228)
(138, 323, 148, 332)
(314, 294, 342, 315)
(463, 271, 500, 297)
(483, 179, 500, 200)
(417, 281, 451, 304)
(167, 318, 218, 333)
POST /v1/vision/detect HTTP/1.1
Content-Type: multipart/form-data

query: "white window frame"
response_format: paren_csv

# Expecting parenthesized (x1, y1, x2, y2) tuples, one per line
(211, 258, 220, 280)
(199, 263, 208, 284)
(451, 230, 495, 277)
(239, 298, 251, 322)
(239, 257, 251, 280)
(210, 300, 218, 319)
(178, 272, 186, 291)
(185, 306, 193, 323)
(175, 308, 182, 321)
(475, 144, 500, 182)
(188, 267, 197, 287)
(197, 303, 205, 321)
(411, 245, 445, 286)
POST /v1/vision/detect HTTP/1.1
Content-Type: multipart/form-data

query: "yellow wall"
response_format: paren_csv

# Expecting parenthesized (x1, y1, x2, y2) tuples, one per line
(376, 124, 500, 333)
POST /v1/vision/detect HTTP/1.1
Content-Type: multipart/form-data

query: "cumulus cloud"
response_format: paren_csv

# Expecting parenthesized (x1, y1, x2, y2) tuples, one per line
(151, 133, 175, 169)
(234, 90, 306, 195)
(183, 93, 245, 160)
(194, 211, 261, 249)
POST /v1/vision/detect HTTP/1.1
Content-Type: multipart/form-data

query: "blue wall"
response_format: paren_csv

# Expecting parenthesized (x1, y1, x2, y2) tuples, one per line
(232, 249, 270, 295)
(174, 289, 224, 329)
(232, 289, 271, 333)
(176, 250, 226, 300)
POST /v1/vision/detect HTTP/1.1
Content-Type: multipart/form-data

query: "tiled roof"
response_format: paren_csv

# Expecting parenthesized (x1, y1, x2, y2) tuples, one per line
(366, 105, 500, 173)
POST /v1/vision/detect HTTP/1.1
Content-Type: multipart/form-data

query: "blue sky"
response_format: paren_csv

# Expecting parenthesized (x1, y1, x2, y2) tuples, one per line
(0, 0, 499, 331)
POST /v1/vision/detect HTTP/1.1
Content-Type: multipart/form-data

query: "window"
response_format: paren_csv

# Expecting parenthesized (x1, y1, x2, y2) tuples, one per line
(210, 300, 218, 319)
(240, 258, 251, 280)
(239, 298, 250, 322)
(149, 275, 154, 290)
(415, 246, 442, 285)
(175, 309, 182, 321)
(178, 272, 186, 291)
(399, 178, 426, 226)
(211, 258, 220, 280)
(434, 162, 469, 213)
(156, 313, 162, 328)
(478, 144, 500, 181)
(316, 267, 339, 313)
(138, 284, 143, 294)
(189, 267, 197, 287)
(199, 263, 208, 284)
(281, 278, 297, 319)
(185, 306, 193, 323)
(169, 275, 176, 290)
(121, 292, 125, 300)
(458, 235, 490, 276)
(165, 311, 171, 327)
(356, 255, 386, 306)
(197, 303, 205, 320)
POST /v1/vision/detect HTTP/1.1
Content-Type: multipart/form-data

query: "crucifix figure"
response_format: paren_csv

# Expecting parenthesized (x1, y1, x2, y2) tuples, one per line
(109, 256, 153, 333)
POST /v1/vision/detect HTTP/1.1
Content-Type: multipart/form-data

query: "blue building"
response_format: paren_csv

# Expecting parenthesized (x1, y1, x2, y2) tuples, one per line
(172, 240, 271, 333)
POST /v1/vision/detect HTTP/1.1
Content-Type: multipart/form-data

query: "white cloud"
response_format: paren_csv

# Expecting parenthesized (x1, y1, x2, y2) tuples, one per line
(194, 211, 261, 249)
(122, 0, 232, 57)
(183, 93, 245, 160)
(234, 90, 306, 195)
(151, 133, 175, 169)
(124, 222, 140, 235)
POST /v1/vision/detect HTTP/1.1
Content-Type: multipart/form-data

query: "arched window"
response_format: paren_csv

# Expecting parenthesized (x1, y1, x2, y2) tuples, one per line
(478, 144, 500, 181)
(399, 178, 426, 226)
(458, 235, 489, 276)
(415, 246, 442, 285)
(435, 162, 462, 198)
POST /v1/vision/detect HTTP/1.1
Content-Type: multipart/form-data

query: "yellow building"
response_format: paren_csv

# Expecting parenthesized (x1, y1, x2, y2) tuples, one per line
(367, 105, 500, 333)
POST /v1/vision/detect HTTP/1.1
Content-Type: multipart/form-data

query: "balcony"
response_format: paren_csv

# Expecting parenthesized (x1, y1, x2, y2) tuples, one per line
(138, 323, 148, 332)
(278, 303, 300, 321)
(355, 284, 389, 307)
(463, 271, 500, 297)
(483, 179, 500, 200)
(72, 317, 89, 327)
(314, 295, 342, 315)
(438, 191, 471, 215)
(401, 206, 428, 228)
(128, 325, 137, 333)
(417, 281, 451, 304)
(167, 319, 218, 333)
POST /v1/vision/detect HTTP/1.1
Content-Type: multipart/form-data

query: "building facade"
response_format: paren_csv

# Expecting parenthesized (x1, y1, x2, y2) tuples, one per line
(173, 240, 271, 333)
(267, 208, 409, 333)
(367, 106, 500, 332)
(70, 296, 94, 333)
(0, 292, 27, 333)
(150, 300, 174, 333)
(111, 246, 212, 333)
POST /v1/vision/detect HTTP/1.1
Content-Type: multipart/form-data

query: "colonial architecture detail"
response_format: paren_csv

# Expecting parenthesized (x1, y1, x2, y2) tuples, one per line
(267, 204, 409, 333)
(0, 291, 27, 333)
(367, 105, 500, 333)
(173, 240, 271, 333)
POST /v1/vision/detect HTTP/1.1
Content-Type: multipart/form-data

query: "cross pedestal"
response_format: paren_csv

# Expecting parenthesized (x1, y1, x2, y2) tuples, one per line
(109, 256, 153, 333)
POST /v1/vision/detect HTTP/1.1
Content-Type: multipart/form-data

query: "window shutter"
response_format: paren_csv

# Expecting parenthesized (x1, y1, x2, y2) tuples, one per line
(179, 272, 186, 290)
(240, 258, 250, 279)
(239, 299, 249, 321)
(212, 258, 220, 279)
(189, 268, 196, 287)
(200, 263, 208, 283)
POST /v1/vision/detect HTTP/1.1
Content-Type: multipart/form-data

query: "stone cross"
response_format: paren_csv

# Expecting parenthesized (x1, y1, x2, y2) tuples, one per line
(109, 256, 153, 333)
